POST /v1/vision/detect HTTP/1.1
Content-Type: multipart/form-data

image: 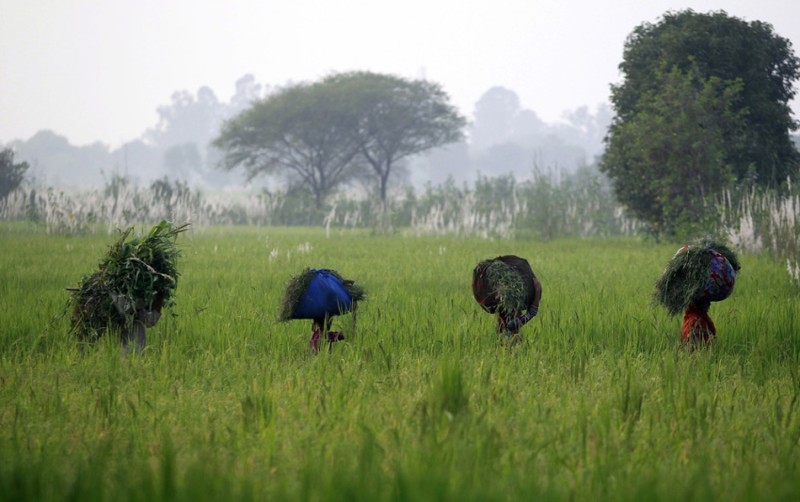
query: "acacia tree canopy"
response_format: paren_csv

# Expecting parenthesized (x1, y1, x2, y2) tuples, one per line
(214, 80, 362, 208)
(602, 9, 800, 235)
(325, 71, 466, 207)
(214, 72, 466, 209)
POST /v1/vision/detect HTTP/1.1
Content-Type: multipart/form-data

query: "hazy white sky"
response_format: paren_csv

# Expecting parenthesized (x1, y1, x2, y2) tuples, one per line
(2, 0, 800, 147)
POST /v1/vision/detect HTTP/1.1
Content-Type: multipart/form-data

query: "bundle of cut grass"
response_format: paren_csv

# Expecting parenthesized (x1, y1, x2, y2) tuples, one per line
(653, 240, 740, 316)
(278, 268, 365, 321)
(472, 255, 535, 316)
(69, 220, 189, 341)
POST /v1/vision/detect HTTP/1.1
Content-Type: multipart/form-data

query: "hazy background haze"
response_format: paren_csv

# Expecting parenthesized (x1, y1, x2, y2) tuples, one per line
(2, 0, 799, 188)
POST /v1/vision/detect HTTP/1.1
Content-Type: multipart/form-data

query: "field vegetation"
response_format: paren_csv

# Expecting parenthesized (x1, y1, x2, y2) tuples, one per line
(1, 224, 799, 500)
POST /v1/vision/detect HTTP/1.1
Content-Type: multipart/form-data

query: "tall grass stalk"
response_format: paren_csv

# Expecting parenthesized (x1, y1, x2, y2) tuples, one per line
(1, 168, 634, 241)
(719, 183, 800, 287)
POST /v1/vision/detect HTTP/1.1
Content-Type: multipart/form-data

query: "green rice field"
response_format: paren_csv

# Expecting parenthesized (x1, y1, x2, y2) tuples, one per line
(1, 223, 799, 501)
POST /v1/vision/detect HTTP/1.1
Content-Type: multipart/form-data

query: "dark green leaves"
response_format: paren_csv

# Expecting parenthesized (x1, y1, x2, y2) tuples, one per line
(602, 10, 800, 236)
(69, 221, 189, 341)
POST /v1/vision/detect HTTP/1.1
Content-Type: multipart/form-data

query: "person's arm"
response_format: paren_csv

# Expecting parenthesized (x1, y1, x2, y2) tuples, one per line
(530, 276, 542, 313)
(507, 276, 542, 331)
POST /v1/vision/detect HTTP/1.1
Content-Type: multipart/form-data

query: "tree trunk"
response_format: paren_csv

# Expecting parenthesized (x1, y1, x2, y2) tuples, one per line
(377, 174, 390, 230)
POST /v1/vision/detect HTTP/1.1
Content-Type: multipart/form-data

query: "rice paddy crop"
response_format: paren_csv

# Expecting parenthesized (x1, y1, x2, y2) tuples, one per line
(1, 224, 799, 501)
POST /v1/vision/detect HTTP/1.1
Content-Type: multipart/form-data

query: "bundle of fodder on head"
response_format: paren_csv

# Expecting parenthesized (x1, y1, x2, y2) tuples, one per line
(278, 268, 365, 321)
(473, 256, 533, 316)
(69, 220, 190, 341)
(653, 239, 740, 316)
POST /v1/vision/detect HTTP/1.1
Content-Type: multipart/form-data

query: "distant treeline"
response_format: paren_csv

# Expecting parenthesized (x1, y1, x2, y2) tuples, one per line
(1, 76, 611, 191)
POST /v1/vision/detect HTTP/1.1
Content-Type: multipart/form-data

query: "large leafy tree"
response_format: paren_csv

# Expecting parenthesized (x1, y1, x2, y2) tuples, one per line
(604, 65, 747, 234)
(326, 72, 466, 208)
(214, 80, 362, 208)
(0, 148, 29, 201)
(602, 10, 800, 234)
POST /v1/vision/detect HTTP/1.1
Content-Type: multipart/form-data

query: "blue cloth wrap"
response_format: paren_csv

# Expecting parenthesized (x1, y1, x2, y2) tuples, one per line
(700, 250, 736, 303)
(291, 269, 354, 319)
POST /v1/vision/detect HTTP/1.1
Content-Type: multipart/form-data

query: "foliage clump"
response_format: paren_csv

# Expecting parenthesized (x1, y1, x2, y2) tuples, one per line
(653, 239, 740, 316)
(473, 256, 533, 316)
(68, 220, 189, 341)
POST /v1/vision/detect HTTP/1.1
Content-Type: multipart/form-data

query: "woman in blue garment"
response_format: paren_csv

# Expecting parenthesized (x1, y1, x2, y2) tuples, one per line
(279, 268, 365, 352)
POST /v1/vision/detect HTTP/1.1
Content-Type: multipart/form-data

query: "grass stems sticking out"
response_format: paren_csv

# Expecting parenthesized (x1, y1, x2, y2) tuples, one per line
(473, 257, 530, 316)
(653, 239, 740, 316)
(278, 268, 365, 322)
(68, 220, 189, 341)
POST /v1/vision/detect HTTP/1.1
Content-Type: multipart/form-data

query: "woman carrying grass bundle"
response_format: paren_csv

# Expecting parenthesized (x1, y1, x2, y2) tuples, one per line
(654, 241, 740, 350)
(278, 268, 365, 353)
(472, 255, 543, 343)
(68, 220, 189, 354)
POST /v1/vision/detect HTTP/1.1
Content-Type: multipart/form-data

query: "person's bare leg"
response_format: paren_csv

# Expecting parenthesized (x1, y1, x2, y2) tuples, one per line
(122, 321, 146, 355)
